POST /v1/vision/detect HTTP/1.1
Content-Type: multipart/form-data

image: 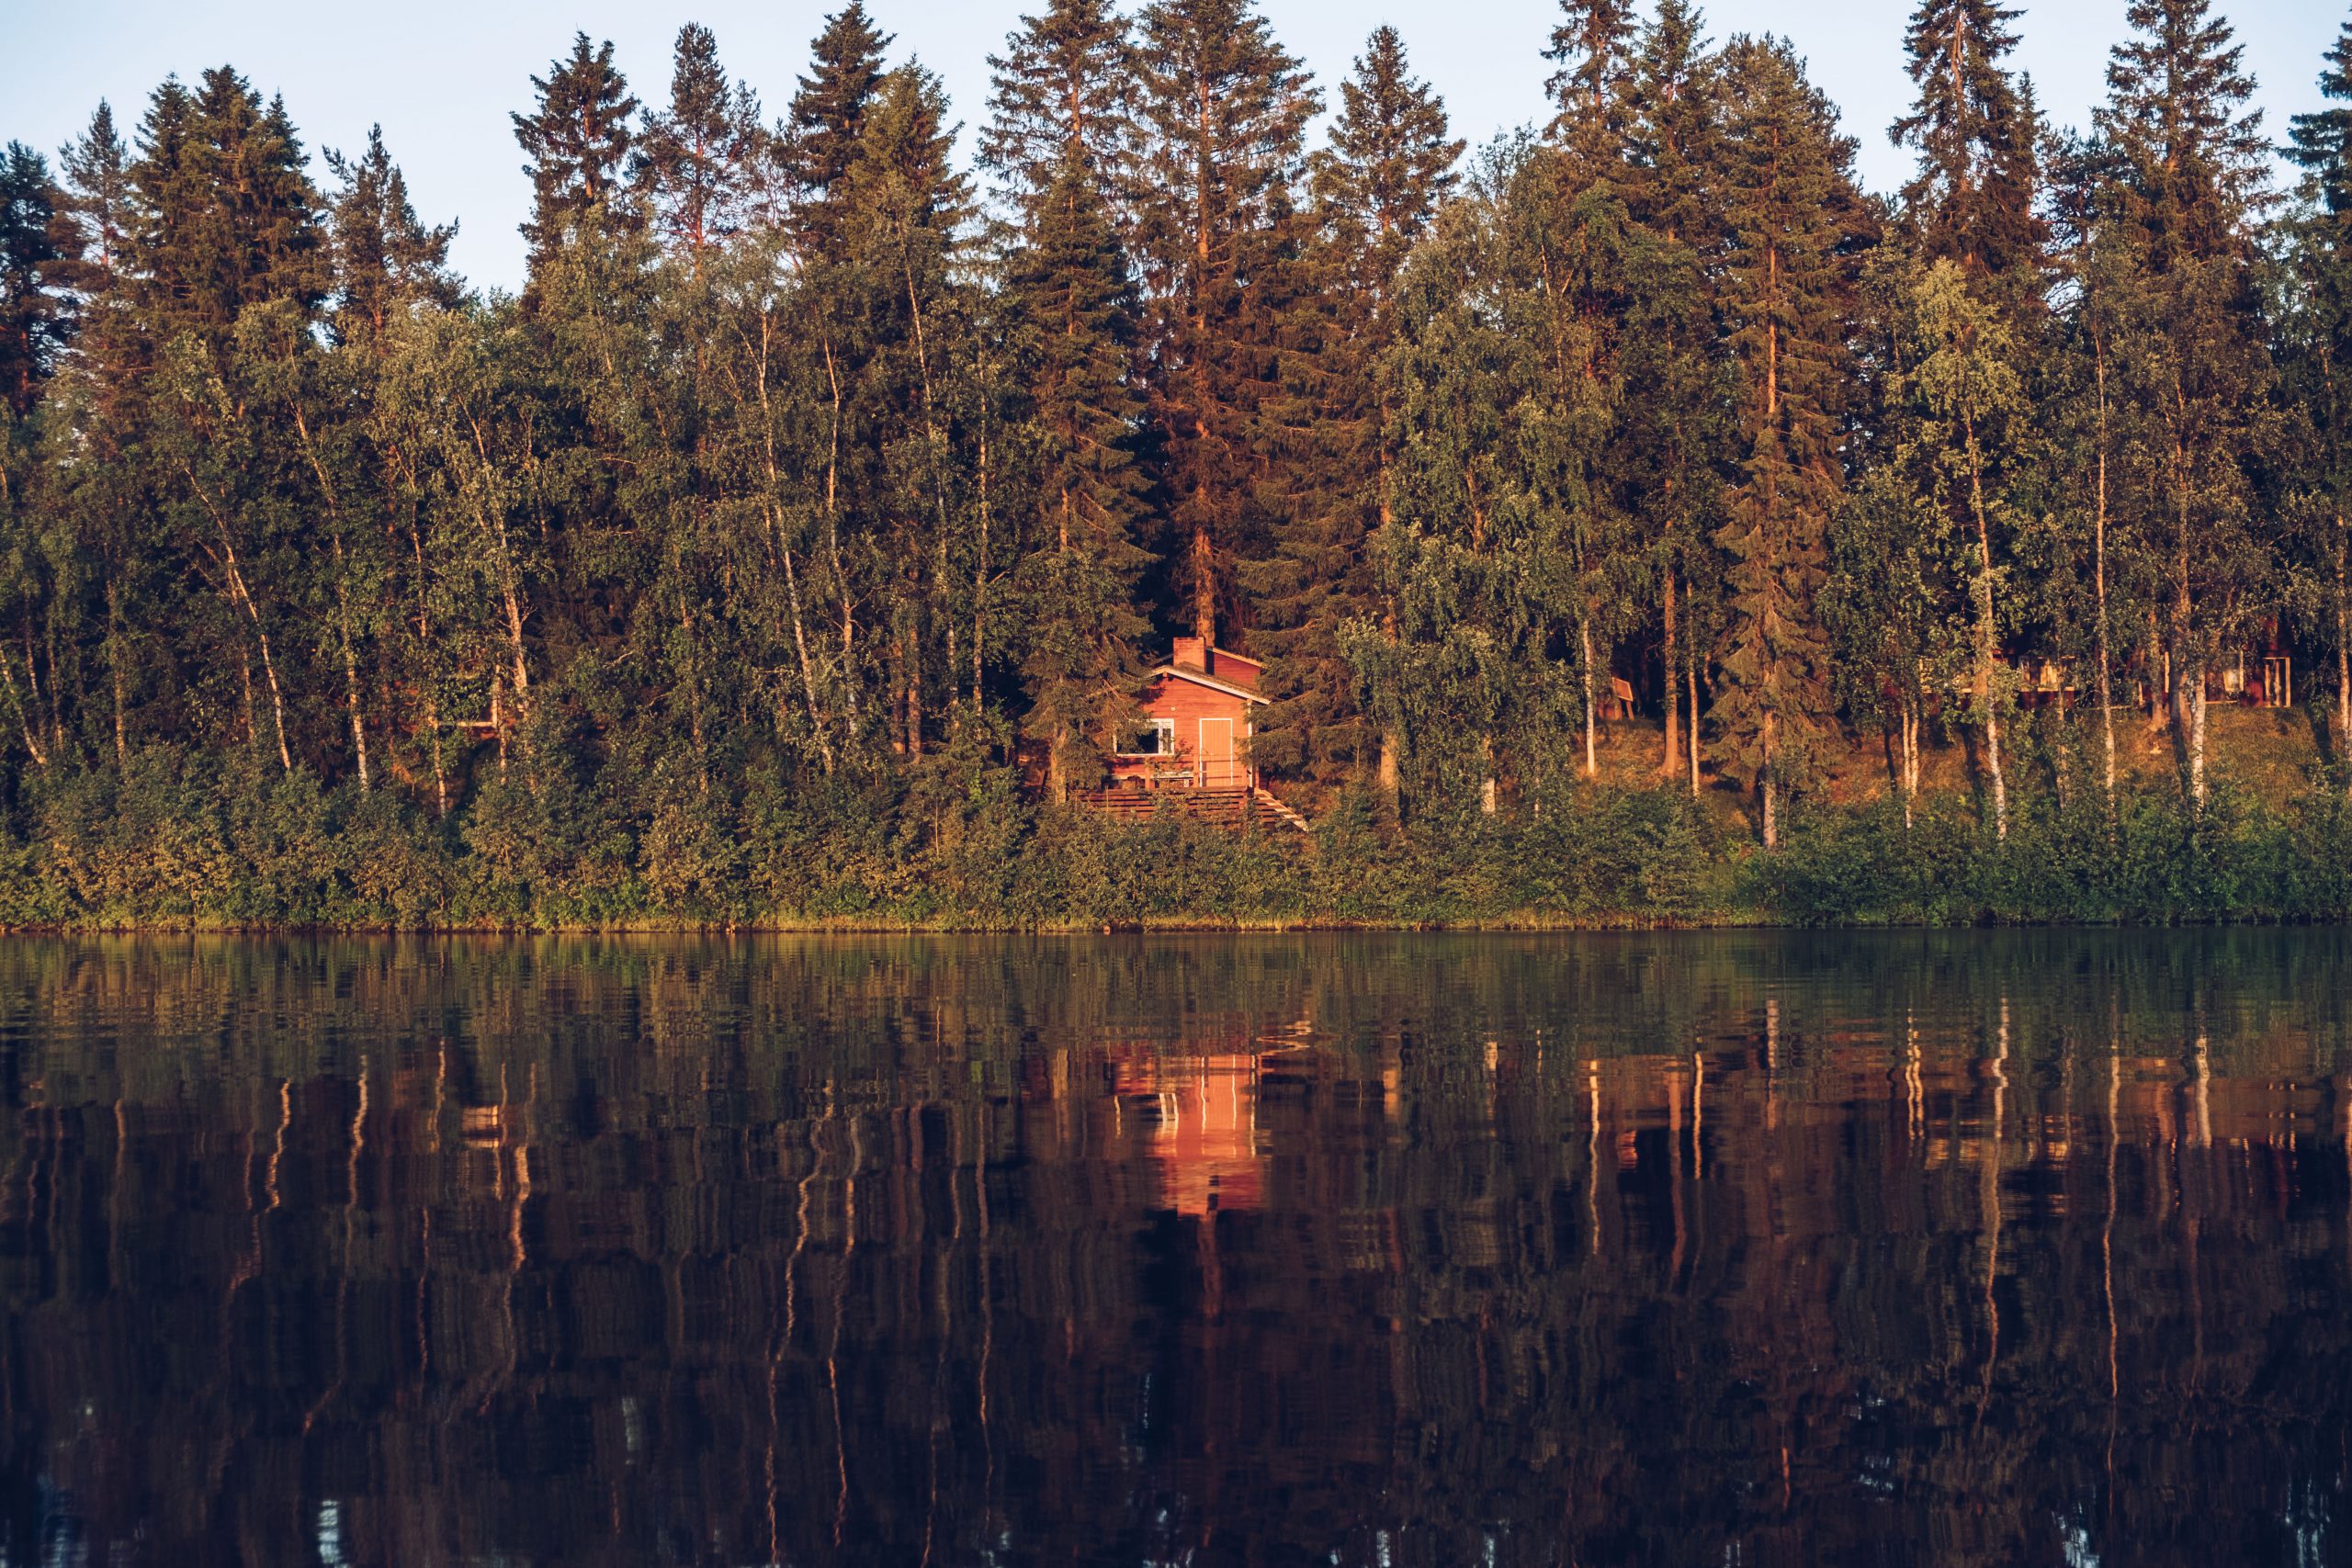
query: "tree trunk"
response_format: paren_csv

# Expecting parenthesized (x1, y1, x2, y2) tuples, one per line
(1687, 653, 1702, 801)
(255, 626, 293, 773)
(331, 531, 370, 792)
(1660, 570, 1680, 776)
(184, 464, 291, 772)
(780, 540, 836, 773)
(293, 403, 368, 790)
(1761, 710, 1778, 851)
(2337, 534, 2349, 795)
(0, 640, 47, 769)
(1192, 525, 1216, 649)
(239, 643, 258, 758)
(1901, 701, 1919, 833)
(491, 670, 507, 774)
(902, 619, 923, 761)
(1580, 618, 1598, 779)
(974, 414, 990, 711)
(425, 688, 447, 818)
(1966, 412, 2006, 840)
(2170, 424, 2199, 802)
(820, 337, 858, 735)
(2188, 660, 2208, 809)
(2094, 334, 2117, 809)
(106, 579, 127, 766)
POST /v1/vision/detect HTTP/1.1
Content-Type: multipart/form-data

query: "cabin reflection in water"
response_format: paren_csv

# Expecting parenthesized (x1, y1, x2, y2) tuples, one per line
(0, 933, 2348, 1567)
(1116, 1047, 1267, 1215)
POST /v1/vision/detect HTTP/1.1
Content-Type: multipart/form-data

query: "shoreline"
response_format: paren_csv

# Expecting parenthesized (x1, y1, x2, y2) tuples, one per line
(0, 912, 2329, 936)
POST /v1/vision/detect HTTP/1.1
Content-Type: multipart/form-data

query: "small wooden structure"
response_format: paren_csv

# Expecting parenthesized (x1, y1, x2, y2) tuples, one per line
(1109, 637, 1266, 791)
(1077, 637, 1310, 830)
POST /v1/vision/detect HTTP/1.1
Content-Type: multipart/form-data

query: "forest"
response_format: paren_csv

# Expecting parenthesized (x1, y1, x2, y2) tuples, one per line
(2, 0, 2352, 928)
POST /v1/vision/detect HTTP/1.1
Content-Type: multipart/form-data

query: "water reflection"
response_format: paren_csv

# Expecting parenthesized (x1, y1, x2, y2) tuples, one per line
(0, 932, 2347, 1564)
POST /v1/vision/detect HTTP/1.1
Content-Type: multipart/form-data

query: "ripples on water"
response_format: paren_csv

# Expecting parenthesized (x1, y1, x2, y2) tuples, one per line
(0, 932, 2348, 1565)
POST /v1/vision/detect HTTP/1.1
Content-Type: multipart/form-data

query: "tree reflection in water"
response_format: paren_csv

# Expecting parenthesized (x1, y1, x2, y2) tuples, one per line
(0, 932, 2346, 1565)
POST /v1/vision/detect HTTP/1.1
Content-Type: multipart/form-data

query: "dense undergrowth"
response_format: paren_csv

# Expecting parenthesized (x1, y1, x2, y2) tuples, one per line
(2, 746, 2347, 930)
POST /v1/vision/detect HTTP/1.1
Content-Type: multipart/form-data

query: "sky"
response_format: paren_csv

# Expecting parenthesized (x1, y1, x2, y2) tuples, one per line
(6, 0, 2344, 290)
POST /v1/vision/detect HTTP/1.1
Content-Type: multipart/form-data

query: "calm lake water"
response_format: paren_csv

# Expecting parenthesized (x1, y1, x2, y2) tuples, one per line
(1, 933, 2350, 1565)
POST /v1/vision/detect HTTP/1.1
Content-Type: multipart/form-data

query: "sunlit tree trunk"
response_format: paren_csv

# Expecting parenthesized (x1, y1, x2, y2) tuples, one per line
(1660, 569, 1680, 777)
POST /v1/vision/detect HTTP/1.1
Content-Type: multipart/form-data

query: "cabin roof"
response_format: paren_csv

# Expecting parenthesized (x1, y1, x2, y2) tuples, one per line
(1146, 663, 1270, 706)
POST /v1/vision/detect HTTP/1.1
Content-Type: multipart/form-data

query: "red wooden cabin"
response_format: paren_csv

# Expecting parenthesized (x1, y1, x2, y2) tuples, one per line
(1107, 637, 1268, 792)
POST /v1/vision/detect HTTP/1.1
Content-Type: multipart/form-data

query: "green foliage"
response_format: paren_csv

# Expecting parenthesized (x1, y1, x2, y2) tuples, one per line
(1, 8, 2348, 933)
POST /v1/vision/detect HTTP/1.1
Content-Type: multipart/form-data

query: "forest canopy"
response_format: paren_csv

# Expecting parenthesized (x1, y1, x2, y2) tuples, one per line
(3, 0, 2352, 929)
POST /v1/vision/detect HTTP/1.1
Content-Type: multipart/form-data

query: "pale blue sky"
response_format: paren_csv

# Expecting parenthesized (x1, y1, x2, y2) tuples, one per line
(6, 1, 2344, 289)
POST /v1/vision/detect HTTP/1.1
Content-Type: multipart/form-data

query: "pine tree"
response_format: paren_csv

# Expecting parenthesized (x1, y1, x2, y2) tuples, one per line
(786, 3, 893, 257)
(322, 127, 458, 352)
(2094, 0, 2277, 806)
(0, 145, 73, 419)
(512, 34, 639, 277)
(1889, 0, 2043, 293)
(985, 0, 1154, 796)
(1708, 36, 1874, 847)
(632, 24, 764, 267)
(1124, 0, 1320, 649)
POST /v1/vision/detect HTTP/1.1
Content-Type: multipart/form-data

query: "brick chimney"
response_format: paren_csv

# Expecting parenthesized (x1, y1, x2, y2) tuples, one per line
(1171, 636, 1207, 671)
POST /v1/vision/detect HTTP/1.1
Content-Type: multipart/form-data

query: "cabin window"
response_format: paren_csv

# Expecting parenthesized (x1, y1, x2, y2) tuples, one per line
(1132, 718, 1176, 756)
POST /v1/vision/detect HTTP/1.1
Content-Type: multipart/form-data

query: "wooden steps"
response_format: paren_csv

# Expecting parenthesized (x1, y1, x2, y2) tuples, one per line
(1072, 786, 1311, 833)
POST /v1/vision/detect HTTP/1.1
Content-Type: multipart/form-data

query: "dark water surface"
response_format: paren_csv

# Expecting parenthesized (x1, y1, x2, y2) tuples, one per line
(3, 933, 2352, 1565)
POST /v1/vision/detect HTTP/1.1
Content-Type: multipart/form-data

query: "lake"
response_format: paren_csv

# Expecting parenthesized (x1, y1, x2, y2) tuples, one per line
(0, 932, 2348, 1565)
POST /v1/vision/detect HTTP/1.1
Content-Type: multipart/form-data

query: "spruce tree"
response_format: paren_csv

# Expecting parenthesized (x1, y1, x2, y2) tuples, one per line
(2094, 0, 2277, 805)
(54, 103, 130, 295)
(980, 0, 1130, 213)
(1889, 0, 2043, 293)
(1708, 36, 1874, 847)
(1623, 0, 1724, 788)
(831, 65, 975, 761)
(0, 145, 73, 419)
(1244, 27, 1458, 796)
(129, 71, 328, 344)
(1544, 0, 1637, 159)
(786, 3, 892, 257)
(49, 103, 144, 762)
(512, 34, 639, 277)
(322, 128, 458, 352)
(2291, 12, 2352, 223)
(985, 0, 1153, 796)
(632, 24, 764, 266)
(2286, 9, 2352, 784)
(1124, 0, 1319, 650)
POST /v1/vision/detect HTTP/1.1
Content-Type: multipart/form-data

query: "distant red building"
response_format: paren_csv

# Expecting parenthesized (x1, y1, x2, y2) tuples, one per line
(1106, 637, 1269, 793)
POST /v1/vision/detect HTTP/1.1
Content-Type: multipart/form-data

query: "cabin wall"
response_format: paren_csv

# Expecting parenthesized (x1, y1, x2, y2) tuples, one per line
(1107, 677, 1260, 789)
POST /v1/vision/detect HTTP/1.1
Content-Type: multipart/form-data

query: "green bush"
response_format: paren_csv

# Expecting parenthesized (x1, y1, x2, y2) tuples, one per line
(0, 743, 2345, 930)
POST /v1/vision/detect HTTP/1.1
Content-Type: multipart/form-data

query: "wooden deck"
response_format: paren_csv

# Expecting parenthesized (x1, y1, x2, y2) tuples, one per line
(1074, 786, 1312, 833)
